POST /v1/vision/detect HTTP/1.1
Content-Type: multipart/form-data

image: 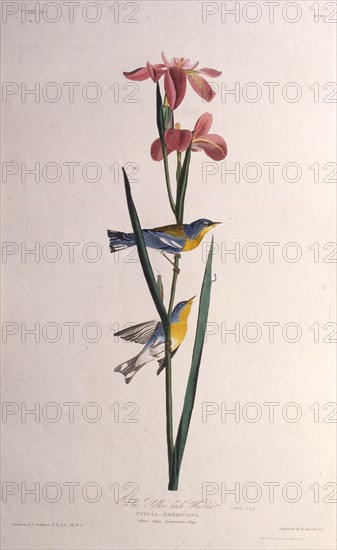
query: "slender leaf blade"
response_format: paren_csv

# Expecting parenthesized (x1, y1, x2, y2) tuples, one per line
(156, 83, 164, 140)
(122, 167, 168, 325)
(156, 274, 164, 301)
(169, 237, 214, 489)
(176, 145, 192, 224)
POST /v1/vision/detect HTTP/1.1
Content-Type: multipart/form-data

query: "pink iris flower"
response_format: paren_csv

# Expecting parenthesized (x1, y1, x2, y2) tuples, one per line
(123, 52, 222, 110)
(151, 113, 227, 162)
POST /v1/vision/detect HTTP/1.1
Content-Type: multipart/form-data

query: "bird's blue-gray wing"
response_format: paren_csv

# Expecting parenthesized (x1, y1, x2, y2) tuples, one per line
(114, 321, 160, 344)
(143, 230, 185, 254)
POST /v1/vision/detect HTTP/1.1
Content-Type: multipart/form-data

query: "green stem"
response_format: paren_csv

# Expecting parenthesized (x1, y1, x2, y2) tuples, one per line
(162, 146, 176, 215)
(176, 151, 181, 188)
(155, 87, 176, 471)
(165, 326, 174, 477)
(163, 145, 191, 484)
(164, 324, 173, 472)
(156, 86, 175, 216)
(168, 255, 180, 317)
(176, 146, 192, 224)
(165, 253, 181, 473)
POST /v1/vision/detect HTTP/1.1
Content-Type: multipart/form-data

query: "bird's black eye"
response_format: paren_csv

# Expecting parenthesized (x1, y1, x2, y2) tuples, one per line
(203, 221, 209, 226)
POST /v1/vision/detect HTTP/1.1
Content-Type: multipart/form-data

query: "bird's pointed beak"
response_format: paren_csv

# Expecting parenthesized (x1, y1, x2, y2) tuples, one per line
(212, 221, 222, 226)
(188, 295, 197, 304)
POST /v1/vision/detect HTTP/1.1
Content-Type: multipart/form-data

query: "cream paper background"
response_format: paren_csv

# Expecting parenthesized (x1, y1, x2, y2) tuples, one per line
(1, 0, 336, 549)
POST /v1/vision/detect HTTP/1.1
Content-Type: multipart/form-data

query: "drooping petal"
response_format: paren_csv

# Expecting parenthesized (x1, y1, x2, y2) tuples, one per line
(198, 68, 222, 78)
(150, 138, 163, 161)
(146, 62, 166, 82)
(164, 128, 192, 152)
(164, 67, 187, 110)
(187, 72, 216, 102)
(123, 67, 151, 81)
(150, 137, 176, 161)
(193, 112, 213, 139)
(161, 52, 171, 68)
(146, 62, 156, 82)
(192, 134, 227, 161)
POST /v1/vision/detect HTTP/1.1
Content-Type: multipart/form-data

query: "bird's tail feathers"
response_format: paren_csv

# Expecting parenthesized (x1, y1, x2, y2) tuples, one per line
(156, 347, 179, 375)
(157, 358, 166, 375)
(107, 230, 135, 253)
(114, 355, 142, 384)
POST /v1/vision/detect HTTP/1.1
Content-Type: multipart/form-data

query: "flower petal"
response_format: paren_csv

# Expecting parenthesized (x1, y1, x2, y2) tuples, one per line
(164, 128, 192, 152)
(146, 62, 166, 82)
(183, 60, 199, 70)
(161, 52, 171, 68)
(123, 67, 150, 81)
(171, 58, 199, 70)
(193, 112, 213, 139)
(192, 134, 227, 161)
(164, 67, 187, 110)
(187, 72, 216, 102)
(198, 68, 222, 78)
(150, 138, 163, 161)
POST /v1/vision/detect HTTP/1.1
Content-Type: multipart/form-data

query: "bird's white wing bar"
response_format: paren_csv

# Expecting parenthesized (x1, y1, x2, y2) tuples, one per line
(158, 235, 182, 250)
(114, 321, 160, 344)
(150, 342, 165, 358)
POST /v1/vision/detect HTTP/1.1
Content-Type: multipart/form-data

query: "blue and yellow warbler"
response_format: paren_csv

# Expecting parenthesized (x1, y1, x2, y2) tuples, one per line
(107, 218, 221, 255)
(114, 297, 196, 383)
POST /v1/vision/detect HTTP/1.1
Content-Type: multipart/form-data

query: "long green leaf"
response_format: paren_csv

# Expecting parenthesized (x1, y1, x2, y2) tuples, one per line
(122, 167, 168, 325)
(156, 83, 164, 140)
(122, 167, 174, 469)
(176, 145, 192, 224)
(156, 274, 164, 302)
(156, 83, 172, 139)
(168, 236, 214, 490)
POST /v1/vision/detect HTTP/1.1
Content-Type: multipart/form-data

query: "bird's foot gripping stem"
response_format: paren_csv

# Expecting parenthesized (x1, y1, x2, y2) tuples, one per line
(162, 252, 181, 274)
(173, 254, 181, 275)
(173, 253, 181, 274)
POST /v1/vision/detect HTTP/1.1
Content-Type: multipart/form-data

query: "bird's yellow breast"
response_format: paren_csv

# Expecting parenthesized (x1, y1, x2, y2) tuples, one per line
(170, 306, 191, 349)
(171, 321, 188, 349)
(182, 226, 213, 252)
(182, 237, 200, 252)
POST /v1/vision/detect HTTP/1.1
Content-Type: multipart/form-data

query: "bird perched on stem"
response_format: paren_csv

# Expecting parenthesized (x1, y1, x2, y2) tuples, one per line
(107, 219, 221, 261)
(114, 297, 195, 384)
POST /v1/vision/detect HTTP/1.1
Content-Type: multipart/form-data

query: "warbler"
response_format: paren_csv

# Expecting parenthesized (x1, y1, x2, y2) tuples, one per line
(107, 219, 221, 255)
(114, 297, 195, 384)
